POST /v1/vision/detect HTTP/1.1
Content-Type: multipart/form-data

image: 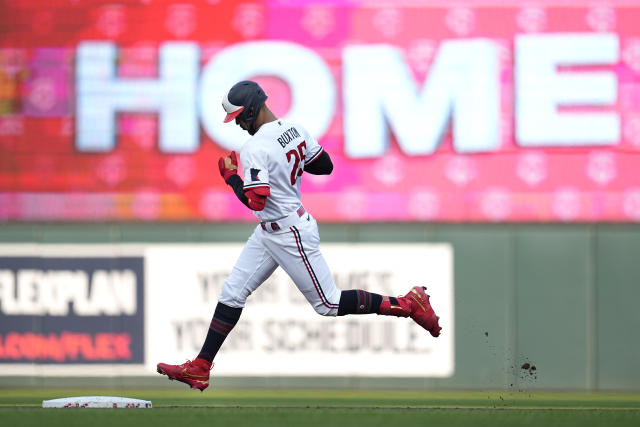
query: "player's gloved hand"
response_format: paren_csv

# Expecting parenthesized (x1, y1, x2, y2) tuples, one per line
(218, 151, 239, 183)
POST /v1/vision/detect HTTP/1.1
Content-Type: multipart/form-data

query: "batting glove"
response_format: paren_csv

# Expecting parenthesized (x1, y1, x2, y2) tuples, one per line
(218, 151, 239, 183)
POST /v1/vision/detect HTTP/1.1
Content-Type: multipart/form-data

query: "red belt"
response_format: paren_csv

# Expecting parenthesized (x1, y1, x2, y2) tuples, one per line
(261, 206, 306, 232)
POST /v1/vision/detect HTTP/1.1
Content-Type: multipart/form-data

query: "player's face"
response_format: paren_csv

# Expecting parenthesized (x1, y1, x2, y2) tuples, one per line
(235, 116, 249, 131)
(235, 117, 258, 136)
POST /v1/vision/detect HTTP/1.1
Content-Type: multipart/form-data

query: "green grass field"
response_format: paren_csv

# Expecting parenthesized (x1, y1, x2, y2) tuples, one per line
(1, 388, 639, 427)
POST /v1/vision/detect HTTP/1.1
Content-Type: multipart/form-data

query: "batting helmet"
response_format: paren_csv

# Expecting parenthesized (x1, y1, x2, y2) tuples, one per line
(222, 80, 268, 124)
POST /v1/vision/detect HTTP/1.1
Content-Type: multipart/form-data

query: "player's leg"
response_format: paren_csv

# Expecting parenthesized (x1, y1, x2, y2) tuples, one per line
(198, 228, 278, 362)
(337, 287, 441, 337)
(157, 226, 278, 390)
(265, 216, 441, 336)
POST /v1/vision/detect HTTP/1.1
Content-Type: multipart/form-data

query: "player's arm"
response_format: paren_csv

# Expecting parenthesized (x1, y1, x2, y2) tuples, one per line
(225, 174, 250, 207)
(304, 150, 333, 175)
(218, 151, 269, 211)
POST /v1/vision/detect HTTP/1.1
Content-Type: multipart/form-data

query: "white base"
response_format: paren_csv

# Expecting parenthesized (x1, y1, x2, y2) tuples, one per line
(42, 396, 152, 409)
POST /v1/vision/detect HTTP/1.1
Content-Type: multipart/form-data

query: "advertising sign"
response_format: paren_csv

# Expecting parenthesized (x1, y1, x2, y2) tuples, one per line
(146, 243, 454, 377)
(0, 249, 144, 366)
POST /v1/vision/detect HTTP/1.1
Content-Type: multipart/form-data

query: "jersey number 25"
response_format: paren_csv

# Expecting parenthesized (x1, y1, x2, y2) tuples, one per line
(286, 141, 306, 185)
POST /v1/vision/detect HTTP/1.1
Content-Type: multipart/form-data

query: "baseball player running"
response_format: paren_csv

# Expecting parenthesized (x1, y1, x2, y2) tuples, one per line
(157, 80, 441, 391)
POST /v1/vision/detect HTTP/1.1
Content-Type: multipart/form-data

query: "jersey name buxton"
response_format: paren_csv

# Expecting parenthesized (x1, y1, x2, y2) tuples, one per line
(277, 127, 301, 148)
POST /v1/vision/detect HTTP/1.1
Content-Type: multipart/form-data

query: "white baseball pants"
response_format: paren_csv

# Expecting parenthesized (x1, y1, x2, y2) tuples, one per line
(218, 210, 341, 316)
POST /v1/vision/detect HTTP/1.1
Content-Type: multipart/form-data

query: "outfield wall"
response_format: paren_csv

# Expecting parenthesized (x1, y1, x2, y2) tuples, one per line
(0, 222, 638, 392)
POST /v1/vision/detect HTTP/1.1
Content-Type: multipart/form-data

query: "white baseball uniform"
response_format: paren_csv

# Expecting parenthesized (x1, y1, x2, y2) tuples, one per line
(218, 119, 341, 316)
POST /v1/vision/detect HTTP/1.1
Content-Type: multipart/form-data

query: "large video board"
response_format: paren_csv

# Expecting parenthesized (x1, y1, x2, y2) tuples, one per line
(1, 1, 639, 221)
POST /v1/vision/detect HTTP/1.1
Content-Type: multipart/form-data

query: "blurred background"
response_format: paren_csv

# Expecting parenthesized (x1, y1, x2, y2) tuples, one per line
(0, 0, 639, 391)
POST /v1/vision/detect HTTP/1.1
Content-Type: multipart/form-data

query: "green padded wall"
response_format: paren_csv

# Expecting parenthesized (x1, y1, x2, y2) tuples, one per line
(1, 222, 639, 391)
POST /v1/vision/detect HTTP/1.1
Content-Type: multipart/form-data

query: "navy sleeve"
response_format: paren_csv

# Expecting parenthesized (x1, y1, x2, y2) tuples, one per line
(226, 175, 250, 208)
(304, 151, 333, 175)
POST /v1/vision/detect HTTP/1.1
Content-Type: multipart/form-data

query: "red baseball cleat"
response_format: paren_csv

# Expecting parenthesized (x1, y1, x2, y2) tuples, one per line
(156, 358, 212, 391)
(379, 286, 442, 337)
